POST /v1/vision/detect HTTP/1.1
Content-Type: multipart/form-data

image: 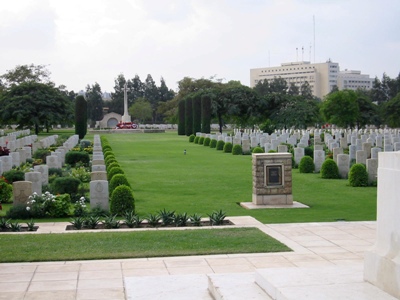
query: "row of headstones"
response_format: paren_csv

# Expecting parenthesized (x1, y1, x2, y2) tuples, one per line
(0, 134, 37, 151)
(324, 132, 400, 151)
(0, 135, 39, 175)
(11, 135, 80, 205)
(90, 135, 109, 211)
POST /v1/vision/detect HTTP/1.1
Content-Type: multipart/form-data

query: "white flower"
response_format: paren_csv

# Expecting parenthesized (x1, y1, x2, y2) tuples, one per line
(32, 200, 36, 203)
(26, 207, 31, 211)
(33, 192, 37, 196)
(80, 197, 85, 201)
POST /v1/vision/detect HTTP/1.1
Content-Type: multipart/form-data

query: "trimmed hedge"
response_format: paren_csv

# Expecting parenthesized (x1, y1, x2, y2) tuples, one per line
(189, 134, 195, 142)
(110, 185, 135, 216)
(210, 139, 217, 148)
(65, 151, 90, 167)
(252, 147, 264, 153)
(108, 166, 125, 181)
(321, 159, 340, 179)
(198, 137, 205, 145)
(299, 156, 314, 173)
(223, 142, 233, 153)
(109, 174, 131, 196)
(349, 163, 368, 187)
(204, 137, 211, 146)
(216, 140, 225, 151)
(232, 144, 242, 155)
(194, 136, 200, 144)
(53, 177, 81, 195)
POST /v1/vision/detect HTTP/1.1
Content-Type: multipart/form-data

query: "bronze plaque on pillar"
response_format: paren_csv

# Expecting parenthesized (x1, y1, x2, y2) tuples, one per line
(265, 165, 282, 187)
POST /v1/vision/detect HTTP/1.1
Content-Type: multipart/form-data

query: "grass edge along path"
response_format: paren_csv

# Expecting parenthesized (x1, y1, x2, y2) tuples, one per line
(0, 227, 291, 263)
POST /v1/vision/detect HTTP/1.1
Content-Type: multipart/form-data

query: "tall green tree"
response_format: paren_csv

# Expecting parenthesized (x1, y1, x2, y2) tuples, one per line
(75, 95, 87, 139)
(109, 74, 129, 115)
(0, 64, 51, 88)
(192, 93, 202, 133)
(86, 82, 103, 127)
(128, 97, 152, 123)
(0, 82, 73, 134)
(384, 92, 400, 127)
(201, 94, 211, 133)
(144, 74, 160, 123)
(321, 90, 359, 128)
(177, 99, 186, 135)
(184, 95, 193, 136)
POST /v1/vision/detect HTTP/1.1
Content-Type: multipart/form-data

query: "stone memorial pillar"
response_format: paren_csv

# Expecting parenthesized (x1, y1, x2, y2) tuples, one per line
(252, 153, 292, 205)
(364, 152, 400, 298)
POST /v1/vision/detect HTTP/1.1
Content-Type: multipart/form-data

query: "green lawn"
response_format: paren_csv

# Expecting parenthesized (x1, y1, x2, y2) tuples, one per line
(0, 227, 290, 262)
(105, 131, 377, 224)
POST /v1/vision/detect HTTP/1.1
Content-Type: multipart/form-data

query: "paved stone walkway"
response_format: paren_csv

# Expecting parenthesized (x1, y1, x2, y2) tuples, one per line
(0, 217, 375, 299)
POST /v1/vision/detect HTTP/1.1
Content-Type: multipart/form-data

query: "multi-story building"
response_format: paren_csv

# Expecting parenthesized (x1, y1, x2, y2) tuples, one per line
(336, 69, 374, 90)
(250, 60, 372, 99)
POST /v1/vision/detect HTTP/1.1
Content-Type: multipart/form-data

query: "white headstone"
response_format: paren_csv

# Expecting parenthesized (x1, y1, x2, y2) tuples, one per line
(25, 172, 42, 195)
(90, 180, 109, 211)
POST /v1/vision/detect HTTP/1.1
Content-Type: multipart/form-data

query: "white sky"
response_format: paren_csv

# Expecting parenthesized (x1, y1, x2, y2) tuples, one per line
(0, 0, 399, 93)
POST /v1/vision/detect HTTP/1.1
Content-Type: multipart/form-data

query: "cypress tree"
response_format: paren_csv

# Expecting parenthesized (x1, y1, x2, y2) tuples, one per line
(178, 99, 186, 135)
(192, 93, 202, 134)
(75, 95, 87, 139)
(201, 94, 211, 134)
(184, 96, 193, 136)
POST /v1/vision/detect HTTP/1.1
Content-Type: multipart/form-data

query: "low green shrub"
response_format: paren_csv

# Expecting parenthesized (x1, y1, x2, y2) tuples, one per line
(189, 134, 195, 142)
(107, 166, 125, 181)
(210, 139, 217, 148)
(304, 146, 314, 158)
(349, 163, 369, 187)
(65, 151, 90, 167)
(216, 140, 225, 150)
(102, 145, 112, 153)
(109, 174, 131, 196)
(106, 162, 120, 171)
(105, 157, 117, 166)
(2, 169, 24, 183)
(0, 177, 13, 204)
(6, 204, 31, 219)
(49, 168, 63, 177)
(33, 149, 51, 161)
(252, 147, 264, 153)
(110, 185, 135, 216)
(53, 177, 81, 195)
(232, 144, 242, 155)
(103, 150, 114, 159)
(321, 159, 340, 179)
(198, 137, 205, 145)
(223, 142, 233, 153)
(204, 137, 211, 146)
(194, 136, 200, 144)
(299, 156, 314, 173)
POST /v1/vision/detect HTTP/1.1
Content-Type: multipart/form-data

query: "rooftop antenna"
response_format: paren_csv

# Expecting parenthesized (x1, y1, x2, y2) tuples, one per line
(313, 15, 316, 63)
(296, 47, 298, 62)
(309, 43, 312, 62)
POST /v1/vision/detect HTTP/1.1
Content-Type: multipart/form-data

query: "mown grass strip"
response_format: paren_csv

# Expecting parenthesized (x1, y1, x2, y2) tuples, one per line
(0, 227, 291, 263)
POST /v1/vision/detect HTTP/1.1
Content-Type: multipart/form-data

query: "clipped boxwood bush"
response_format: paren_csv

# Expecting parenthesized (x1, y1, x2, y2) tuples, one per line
(348, 163, 368, 187)
(33, 149, 51, 161)
(299, 156, 314, 173)
(107, 162, 121, 171)
(210, 139, 217, 148)
(252, 147, 264, 153)
(108, 166, 125, 181)
(102, 145, 112, 152)
(2, 169, 25, 183)
(194, 136, 200, 144)
(304, 146, 314, 158)
(216, 140, 225, 150)
(223, 142, 233, 153)
(204, 137, 211, 146)
(103, 150, 114, 159)
(65, 151, 90, 167)
(189, 134, 195, 142)
(53, 177, 81, 195)
(49, 168, 63, 177)
(198, 137, 205, 145)
(105, 156, 117, 166)
(110, 185, 135, 216)
(321, 159, 340, 179)
(232, 144, 242, 155)
(109, 174, 131, 196)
